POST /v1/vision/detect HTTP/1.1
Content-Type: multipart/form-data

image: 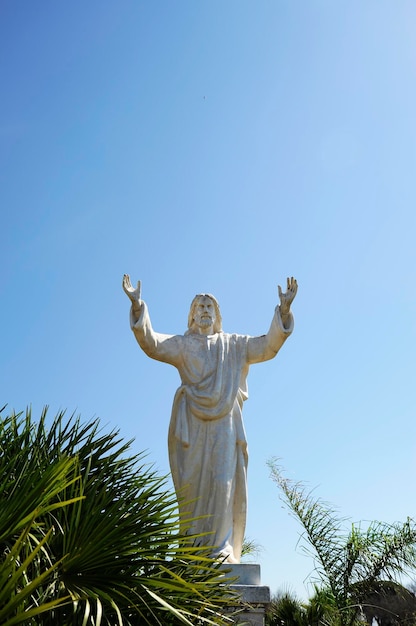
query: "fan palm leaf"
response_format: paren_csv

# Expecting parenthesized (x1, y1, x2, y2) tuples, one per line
(0, 448, 83, 625)
(1, 407, 237, 625)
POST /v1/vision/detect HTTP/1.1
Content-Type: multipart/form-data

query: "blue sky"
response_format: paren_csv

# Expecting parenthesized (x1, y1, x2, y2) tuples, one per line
(2, 1, 416, 599)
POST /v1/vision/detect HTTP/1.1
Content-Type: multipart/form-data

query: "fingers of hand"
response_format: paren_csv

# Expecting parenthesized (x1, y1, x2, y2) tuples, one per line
(122, 274, 131, 292)
(287, 276, 298, 295)
(291, 277, 298, 294)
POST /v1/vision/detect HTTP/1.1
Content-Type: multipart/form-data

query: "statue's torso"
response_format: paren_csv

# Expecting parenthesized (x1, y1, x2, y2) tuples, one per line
(178, 333, 220, 383)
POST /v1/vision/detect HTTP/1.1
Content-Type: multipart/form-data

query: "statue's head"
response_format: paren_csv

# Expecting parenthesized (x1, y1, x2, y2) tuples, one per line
(187, 294, 223, 335)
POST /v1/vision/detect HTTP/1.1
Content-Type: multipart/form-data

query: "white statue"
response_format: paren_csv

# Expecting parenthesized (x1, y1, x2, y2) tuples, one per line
(123, 275, 297, 563)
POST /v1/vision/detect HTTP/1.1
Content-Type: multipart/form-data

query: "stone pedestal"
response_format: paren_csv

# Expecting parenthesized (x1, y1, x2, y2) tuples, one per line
(220, 564, 270, 626)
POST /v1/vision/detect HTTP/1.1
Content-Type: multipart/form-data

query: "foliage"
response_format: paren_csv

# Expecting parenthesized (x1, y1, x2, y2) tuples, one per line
(266, 590, 307, 626)
(265, 586, 333, 626)
(358, 580, 416, 625)
(0, 406, 239, 625)
(241, 537, 262, 561)
(268, 461, 416, 626)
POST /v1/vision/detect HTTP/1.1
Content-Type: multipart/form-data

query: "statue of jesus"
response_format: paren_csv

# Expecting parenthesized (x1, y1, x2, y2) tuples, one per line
(123, 275, 297, 563)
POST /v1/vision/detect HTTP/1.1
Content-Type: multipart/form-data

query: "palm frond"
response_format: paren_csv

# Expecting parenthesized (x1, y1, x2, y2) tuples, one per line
(0, 406, 239, 625)
(268, 460, 416, 626)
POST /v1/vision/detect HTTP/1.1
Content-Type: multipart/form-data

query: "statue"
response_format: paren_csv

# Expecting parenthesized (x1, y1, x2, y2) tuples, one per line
(123, 275, 297, 563)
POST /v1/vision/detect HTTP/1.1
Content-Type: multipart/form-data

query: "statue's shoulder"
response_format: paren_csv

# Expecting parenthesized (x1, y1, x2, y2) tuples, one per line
(229, 332, 250, 340)
(221, 332, 250, 345)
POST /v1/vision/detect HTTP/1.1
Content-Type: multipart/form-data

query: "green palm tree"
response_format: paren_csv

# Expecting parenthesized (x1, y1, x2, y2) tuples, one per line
(0, 407, 239, 625)
(0, 456, 81, 625)
(268, 461, 416, 626)
(266, 585, 331, 626)
(266, 590, 306, 626)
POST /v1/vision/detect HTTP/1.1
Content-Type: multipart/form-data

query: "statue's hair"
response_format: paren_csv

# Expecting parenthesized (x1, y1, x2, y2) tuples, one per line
(186, 293, 223, 334)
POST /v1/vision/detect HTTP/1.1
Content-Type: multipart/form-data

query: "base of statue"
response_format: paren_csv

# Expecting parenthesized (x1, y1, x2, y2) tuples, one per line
(220, 564, 270, 626)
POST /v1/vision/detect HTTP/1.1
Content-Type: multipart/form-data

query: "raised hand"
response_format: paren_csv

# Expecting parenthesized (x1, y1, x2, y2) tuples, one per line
(122, 274, 142, 313)
(278, 277, 298, 317)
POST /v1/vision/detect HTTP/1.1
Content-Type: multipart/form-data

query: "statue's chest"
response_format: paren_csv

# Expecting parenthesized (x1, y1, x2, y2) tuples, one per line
(184, 336, 218, 377)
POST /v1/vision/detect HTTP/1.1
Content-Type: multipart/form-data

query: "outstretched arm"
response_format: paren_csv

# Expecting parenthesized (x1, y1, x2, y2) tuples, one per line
(247, 277, 297, 364)
(122, 274, 183, 366)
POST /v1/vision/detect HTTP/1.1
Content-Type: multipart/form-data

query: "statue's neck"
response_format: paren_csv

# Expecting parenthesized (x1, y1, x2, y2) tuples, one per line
(189, 323, 215, 336)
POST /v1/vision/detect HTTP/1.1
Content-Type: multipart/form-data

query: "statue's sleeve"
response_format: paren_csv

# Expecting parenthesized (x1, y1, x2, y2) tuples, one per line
(130, 301, 183, 366)
(246, 306, 294, 364)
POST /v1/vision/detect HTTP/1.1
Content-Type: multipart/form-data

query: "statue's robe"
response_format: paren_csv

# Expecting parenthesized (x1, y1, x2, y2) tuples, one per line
(131, 303, 293, 563)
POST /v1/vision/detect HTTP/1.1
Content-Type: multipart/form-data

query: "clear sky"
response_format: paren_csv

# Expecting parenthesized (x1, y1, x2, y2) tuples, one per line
(2, 1, 416, 600)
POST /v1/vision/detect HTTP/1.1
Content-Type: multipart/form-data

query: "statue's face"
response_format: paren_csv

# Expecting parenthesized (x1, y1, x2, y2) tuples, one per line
(192, 296, 216, 333)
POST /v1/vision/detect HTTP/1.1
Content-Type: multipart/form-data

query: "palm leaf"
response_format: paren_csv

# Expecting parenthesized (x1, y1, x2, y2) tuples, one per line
(268, 460, 416, 626)
(0, 449, 83, 626)
(1, 407, 238, 625)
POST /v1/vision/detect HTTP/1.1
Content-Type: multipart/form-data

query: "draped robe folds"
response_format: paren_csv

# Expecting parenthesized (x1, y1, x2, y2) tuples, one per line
(131, 303, 294, 563)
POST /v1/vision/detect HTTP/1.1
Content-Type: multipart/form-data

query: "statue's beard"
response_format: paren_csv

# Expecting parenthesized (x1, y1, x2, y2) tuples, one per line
(198, 317, 213, 328)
